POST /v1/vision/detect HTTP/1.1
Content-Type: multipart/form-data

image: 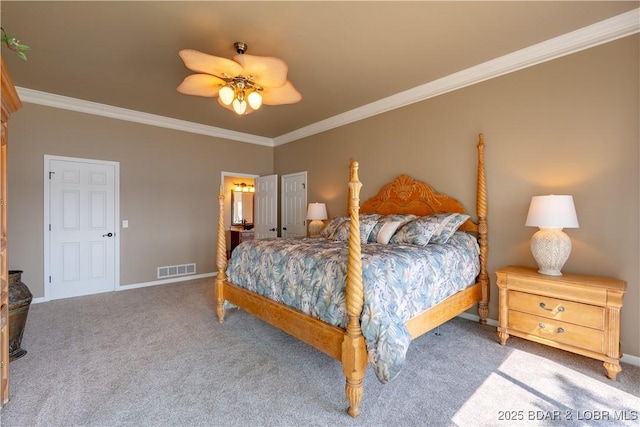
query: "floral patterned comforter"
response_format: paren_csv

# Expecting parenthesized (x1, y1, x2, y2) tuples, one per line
(226, 232, 480, 383)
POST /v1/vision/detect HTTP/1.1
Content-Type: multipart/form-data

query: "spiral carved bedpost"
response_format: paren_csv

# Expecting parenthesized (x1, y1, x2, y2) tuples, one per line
(215, 184, 228, 323)
(342, 160, 367, 418)
(476, 134, 489, 324)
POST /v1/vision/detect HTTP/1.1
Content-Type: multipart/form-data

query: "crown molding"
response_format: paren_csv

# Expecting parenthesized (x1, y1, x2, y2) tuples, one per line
(273, 8, 639, 146)
(16, 9, 639, 147)
(15, 87, 274, 147)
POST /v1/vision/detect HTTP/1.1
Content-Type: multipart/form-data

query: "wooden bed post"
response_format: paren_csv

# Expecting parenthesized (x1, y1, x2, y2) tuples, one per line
(215, 184, 228, 323)
(342, 160, 367, 418)
(476, 134, 490, 324)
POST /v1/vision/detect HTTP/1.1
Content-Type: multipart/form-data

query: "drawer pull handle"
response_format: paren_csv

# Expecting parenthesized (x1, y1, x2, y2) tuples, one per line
(538, 323, 564, 334)
(539, 302, 565, 312)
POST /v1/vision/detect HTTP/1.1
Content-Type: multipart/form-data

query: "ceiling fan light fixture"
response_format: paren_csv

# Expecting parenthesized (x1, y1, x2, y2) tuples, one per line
(177, 42, 301, 116)
(248, 91, 263, 110)
(219, 85, 234, 105)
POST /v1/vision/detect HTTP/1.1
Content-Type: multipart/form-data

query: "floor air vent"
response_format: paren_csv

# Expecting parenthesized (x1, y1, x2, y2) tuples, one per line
(157, 263, 196, 279)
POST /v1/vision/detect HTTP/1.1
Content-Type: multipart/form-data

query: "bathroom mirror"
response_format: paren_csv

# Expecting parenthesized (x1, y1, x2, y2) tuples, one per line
(231, 191, 254, 227)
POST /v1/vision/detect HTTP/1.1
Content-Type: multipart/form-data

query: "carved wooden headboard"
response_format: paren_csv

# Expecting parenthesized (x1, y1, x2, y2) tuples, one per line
(360, 174, 478, 232)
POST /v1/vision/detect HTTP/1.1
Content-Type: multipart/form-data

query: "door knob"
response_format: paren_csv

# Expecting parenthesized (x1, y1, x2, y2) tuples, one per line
(269, 228, 276, 232)
(102, 232, 114, 237)
(283, 227, 287, 231)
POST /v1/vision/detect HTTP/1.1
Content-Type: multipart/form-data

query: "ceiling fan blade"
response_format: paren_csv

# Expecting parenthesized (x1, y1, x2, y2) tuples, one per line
(179, 49, 242, 78)
(233, 54, 288, 88)
(261, 81, 302, 105)
(177, 74, 226, 97)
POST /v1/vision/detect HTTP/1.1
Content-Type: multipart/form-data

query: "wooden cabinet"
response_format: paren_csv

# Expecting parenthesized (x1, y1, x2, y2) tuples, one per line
(496, 266, 626, 380)
(1, 57, 22, 406)
(230, 230, 254, 255)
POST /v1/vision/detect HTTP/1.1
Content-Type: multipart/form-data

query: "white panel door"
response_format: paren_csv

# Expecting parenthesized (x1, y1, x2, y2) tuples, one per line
(49, 158, 117, 299)
(281, 172, 307, 237)
(254, 174, 278, 239)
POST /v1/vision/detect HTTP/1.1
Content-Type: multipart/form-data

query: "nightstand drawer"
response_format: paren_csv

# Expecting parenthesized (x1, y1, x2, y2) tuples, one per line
(504, 275, 608, 306)
(508, 310, 604, 353)
(508, 290, 605, 330)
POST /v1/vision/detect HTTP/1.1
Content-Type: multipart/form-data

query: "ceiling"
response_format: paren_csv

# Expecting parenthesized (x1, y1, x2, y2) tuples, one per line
(1, 1, 637, 143)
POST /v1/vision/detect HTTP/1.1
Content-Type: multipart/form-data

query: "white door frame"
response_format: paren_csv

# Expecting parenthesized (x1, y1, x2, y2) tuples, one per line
(220, 171, 260, 189)
(43, 155, 120, 302)
(220, 170, 259, 223)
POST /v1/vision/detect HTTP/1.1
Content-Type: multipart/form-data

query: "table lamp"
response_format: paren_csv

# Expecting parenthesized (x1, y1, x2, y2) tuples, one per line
(525, 195, 579, 276)
(307, 203, 328, 237)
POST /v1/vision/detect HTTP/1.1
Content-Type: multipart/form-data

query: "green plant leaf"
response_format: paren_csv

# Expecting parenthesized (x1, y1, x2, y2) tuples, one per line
(1, 27, 29, 60)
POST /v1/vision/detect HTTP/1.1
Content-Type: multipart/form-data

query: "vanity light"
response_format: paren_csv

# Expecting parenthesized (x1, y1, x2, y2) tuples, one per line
(234, 183, 254, 193)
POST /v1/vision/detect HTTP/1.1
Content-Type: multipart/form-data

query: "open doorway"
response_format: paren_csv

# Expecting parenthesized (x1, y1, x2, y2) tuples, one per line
(221, 171, 259, 256)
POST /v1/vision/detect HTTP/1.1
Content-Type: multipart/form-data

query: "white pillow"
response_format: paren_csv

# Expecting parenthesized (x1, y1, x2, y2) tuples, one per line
(376, 221, 403, 244)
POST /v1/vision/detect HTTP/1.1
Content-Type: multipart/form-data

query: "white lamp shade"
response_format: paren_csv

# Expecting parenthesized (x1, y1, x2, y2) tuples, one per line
(525, 195, 579, 229)
(307, 203, 327, 238)
(306, 203, 328, 220)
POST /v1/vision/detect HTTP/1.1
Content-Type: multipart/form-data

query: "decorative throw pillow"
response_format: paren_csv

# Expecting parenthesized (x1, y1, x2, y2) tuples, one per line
(320, 216, 348, 238)
(331, 220, 351, 242)
(376, 221, 404, 244)
(368, 214, 417, 243)
(359, 214, 381, 243)
(426, 213, 470, 244)
(331, 214, 382, 244)
(389, 217, 441, 246)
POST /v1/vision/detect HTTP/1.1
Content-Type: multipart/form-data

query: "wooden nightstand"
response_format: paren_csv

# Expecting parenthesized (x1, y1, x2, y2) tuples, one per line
(496, 265, 626, 380)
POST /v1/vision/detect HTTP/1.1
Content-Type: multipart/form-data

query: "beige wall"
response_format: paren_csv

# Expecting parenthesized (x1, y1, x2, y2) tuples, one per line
(6, 35, 638, 358)
(275, 35, 639, 357)
(8, 106, 273, 295)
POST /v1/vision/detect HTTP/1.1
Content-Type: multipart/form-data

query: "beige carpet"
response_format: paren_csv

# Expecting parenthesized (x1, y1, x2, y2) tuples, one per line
(1, 278, 638, 426)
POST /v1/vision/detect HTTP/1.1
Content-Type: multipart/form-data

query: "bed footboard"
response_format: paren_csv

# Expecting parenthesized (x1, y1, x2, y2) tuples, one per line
(215, 163, 368, 417)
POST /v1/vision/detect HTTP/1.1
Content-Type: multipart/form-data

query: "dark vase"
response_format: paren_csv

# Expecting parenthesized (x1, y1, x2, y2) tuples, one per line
(8, 270, 32, 361)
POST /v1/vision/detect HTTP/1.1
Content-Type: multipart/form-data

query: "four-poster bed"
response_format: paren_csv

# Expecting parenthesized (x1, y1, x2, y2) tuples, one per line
(214, 134, 489, 417)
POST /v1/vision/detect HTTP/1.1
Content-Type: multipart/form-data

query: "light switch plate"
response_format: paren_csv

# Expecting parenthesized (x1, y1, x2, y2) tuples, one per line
(122, 220, 129, 228)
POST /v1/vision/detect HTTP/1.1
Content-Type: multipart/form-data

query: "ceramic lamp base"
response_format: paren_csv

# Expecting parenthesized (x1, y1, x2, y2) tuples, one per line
(530, 227, 572, 276)
(308, 220, 325, 237)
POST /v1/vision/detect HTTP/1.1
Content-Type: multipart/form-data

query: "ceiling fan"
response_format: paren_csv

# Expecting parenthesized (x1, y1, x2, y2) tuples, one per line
(177, 42, 302, 115)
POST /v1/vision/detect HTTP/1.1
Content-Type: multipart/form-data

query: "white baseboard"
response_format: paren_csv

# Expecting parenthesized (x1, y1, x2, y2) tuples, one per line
(117, 272, 216, 291)
(30, 272, 217, 304)
(457, 312, 640, 367)
(621, 353, 640, 367)
(458, 311, 498, 326)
